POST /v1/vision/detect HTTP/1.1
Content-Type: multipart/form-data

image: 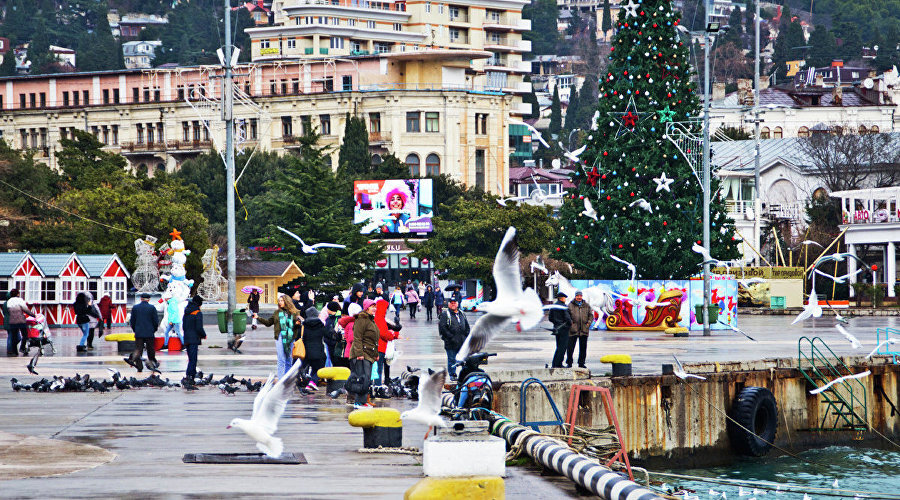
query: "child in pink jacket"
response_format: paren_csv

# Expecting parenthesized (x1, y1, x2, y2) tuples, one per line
(339, 303, 362, 359)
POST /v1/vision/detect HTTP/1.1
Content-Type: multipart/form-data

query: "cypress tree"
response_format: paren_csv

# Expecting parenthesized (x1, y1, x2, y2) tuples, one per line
(338, 114, 371, 177)
(601, 0, 612, 37)
(549, 85, 562, 137)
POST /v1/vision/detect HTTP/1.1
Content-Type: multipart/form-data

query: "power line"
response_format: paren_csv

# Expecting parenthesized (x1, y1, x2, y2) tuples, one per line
(0, 177, 145, 237)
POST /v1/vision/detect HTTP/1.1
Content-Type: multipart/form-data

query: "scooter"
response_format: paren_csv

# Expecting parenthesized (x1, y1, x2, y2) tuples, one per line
(443, 352, 496, 419)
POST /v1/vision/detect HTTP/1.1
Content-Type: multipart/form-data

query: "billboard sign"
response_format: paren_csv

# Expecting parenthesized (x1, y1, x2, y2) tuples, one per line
(354, 179, 433, 234)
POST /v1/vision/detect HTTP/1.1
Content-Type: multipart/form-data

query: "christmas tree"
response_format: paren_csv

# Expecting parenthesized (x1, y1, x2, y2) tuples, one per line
(554, 0, 738, 280)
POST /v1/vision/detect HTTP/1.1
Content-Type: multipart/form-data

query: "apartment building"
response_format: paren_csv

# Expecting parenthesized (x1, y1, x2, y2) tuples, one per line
(245, 0, 532, 109)
(0, 52, 514, 193)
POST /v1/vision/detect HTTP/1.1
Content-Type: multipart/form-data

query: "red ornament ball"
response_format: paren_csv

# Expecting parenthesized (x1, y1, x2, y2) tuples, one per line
(697, 241, 702, 245)
(601, 174, 606, 179)
(584, 235, 589, 239)
(630, 192, 635, 197)
(618, 244, 624, 249)
(663, 221, 667, 226)
(579, 195, 584, 199)
(872, 264, 879, 271)
(603, 151, 609, 156)
(606, 195, 611, 200)
(653, 23, 658, 27)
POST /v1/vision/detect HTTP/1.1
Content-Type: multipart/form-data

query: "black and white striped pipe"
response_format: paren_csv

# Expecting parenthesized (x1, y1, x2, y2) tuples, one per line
(489, 418, 661, 500)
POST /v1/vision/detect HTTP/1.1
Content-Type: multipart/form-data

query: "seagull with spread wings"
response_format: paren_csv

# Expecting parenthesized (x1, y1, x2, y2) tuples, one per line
(809, 370, 871, 395)
(277, 226, 346, 254)
(866, 338, 898, 359)
(226, 361, 301, 458)
(581, 197, 598, 221)
(792, 290, 824, 324)
(609, 254, 637, 282)
(509, 119, 549, 148)
(835, 324, 862, 349)
(401, 369, 448, 429)
(456, 227, 543, 361)
(672, 355, 706, 381)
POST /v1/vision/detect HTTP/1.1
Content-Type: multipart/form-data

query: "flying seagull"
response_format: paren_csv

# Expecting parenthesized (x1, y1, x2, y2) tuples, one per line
(809, 370, 871, 395)
(791, 290, 823, 324)
(558, 142, 587, 163)
(865, 338, 898, 359)
(530, 255, 549, 275)
(581, 197, 598, 221)
(814, 267, 865, 284)
(609, 254, 637, 282)
(456, 227, 543, 360)
(629, 198, 653, 213)
(277, 226, 346, 254)
(799, 240, 823, 248)
(672, 355, 706, 381)
(834, 324, 862, 349)
(226, 361, 301, 458)
(691, 243, 727, 267)
(509, 119, 549, 148)
(717, 321, 757, 342)
(400, 368, 448, 429)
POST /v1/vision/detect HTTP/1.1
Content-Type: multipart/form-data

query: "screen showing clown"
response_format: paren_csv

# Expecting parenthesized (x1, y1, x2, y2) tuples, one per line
(353, 179, 434, 234)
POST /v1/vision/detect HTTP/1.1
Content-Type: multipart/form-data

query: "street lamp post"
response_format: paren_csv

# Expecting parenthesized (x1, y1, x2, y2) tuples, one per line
(702, 3, 715, 336)
(753, 0, 761, 267)
(223, 0, 237, 339)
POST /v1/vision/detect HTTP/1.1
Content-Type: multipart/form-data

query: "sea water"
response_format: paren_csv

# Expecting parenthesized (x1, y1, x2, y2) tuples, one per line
(665, 446, 900, 498)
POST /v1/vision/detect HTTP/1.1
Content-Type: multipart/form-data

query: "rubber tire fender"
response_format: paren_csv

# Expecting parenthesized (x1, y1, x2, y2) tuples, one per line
(727, 386, 778, 457)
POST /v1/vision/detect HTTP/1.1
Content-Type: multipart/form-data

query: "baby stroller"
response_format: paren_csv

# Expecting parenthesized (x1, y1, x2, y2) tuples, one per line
(26, 313, 55, 356)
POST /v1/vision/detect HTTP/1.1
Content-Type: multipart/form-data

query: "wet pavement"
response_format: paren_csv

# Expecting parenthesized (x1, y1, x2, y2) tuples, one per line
(0, 309, 896, 498)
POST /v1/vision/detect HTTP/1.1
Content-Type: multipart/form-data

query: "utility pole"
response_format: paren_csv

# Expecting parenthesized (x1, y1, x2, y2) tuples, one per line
(702, 0, 712, 336)
(753, 0, 762, 268)
(223, 0, 237, 339)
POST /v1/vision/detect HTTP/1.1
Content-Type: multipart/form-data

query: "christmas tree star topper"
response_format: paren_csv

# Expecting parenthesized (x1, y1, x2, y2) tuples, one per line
(622, 0, 640, 18)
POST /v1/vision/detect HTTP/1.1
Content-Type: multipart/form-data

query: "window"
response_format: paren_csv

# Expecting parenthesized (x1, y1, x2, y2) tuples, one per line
(102, 126, 109, 144)
(406, 153, 420, 177)
(178, 87, 185, 100)
(406, 112, 420, 132)
(487, 9, 501, 22)
(287, 38, 296, 49)
(348, 19, 356, 26)
(83, 90, 89, 104)
(147, 124, 154, 144)
(19, 129, 26, 148)
(103, 89, 110, 104)
(394, 23, 402, 31)
(183, 122, 190, 141)
(60, 127, 68, 141)
(449, 28, 461, 42)
(331, 17, 339, 25)
(342, 75, 353, 91)
(367, 20, 376, 29)
(113, 88, 120, 104)
(375, 42, 391, 53)
(41, 280, 56, 302)
(281, 80, 287, 94)
(439, 4, 444, 14)
(73, 91, 80, 106)
(474, 149, 485, 190)
(19, 94, 25, 108)
(111, 125, 118, 145)
(61, 281, 73, 302)
(39, 128, 47, 148)
(133, 87, 140, 102)
(760, 127, 770, 139)
(192, 121, 201, 141)
(270, 80, 277, 94)
(475, 113, 488, 134)
(136, 124, 144, 144)
(29, 93, 36, 107)
(331, 37, 345, 49)
(320, 114, 331, 135)
(369, 112, 381, 133)
(144, 88, 150, 102)
(425, 1, 430, 12)
(114, 280, 126, 302)
(281, 116, 292, 137)
(425, 153, 440, 176)
(261, 39, 270, 49)
(154, 89, 161, 102)
(62, 91, 70, 107)
(798, 126, 810, 138)
(292, 79, 299, 93)
(300, 115, 312, 135)
(296, 17, 302, 25)
(871, 125, 880, 133)
(324, 77, 333, 91)
(425, 112, 439, 132)
(773, 127, 783, 139)
(250, 118, 258, 139)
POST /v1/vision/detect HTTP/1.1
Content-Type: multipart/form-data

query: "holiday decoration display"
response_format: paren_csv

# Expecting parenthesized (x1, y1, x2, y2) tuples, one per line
(159, 229, 194, 328)
(132, 236, 160, 294)
(557, 0, 738, 279)
(197, 245, 227, 302)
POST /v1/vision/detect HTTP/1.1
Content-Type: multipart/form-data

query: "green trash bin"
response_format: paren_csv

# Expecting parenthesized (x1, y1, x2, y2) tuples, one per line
(217, 308, 248, 335)
(694, 304, 720, 325)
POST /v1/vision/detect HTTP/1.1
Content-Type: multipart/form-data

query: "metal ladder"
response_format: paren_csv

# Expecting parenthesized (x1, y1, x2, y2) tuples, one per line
(798, 336, 868, 431)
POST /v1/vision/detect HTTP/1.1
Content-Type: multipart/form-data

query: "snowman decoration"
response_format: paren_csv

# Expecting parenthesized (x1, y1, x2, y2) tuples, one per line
(159, 229, 194, 327)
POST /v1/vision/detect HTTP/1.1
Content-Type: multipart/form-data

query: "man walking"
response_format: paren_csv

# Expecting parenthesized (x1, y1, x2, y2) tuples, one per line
(438, 297, 469, 380)
(548, 292, 572, 368)
(566, 290, 592, 368)
(125, 293, 160, 372)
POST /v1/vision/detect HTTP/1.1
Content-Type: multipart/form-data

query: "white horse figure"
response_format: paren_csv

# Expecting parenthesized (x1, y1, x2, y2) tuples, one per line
(545, 271, 617, 328)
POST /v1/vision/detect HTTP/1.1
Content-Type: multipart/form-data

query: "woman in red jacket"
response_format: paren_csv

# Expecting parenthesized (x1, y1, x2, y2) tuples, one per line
(373, 298, 399, 385)
(98, 295, 113, 329)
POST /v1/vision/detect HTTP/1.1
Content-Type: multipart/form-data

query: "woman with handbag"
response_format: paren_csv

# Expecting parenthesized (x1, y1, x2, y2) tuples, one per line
(373, 298, 400, 385)
(300, 306, 328, 391)
(349, 299, 379, 408)
(254, 293, 303, 378)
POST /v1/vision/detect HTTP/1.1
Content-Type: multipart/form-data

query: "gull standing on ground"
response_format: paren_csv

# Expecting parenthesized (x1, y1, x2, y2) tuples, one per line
(609, 254, 637, 282)
(276, 226, 346, 254)
(791, 290, 823, 324)
(401, 369, 448, 429)
(672, 355, 707, 381)
(809, 370, 871, 395)
(866, 338, 898, 359)
(456, 227, 543, 360)
(629, 198, 653, 213)
(226, 361, 301, 458)
(581, 197, 598, 221)
(834, 324, 862, 349)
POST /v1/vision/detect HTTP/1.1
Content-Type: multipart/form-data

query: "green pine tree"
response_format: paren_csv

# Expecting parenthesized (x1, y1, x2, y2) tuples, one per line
(601, 0, 613, 37)
(549, 85, 562, 137)
(523, 0, 560, 55)
(248, 133, 383, 296)
(565, 83, 581, 132)
(553, 0, 738, 279)
(338, 114, 370, 177)
(0, 36, 17, 76)
(807, 25, 836, 68)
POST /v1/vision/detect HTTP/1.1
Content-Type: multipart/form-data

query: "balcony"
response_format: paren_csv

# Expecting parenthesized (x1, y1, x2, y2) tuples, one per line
(725, 200, 755, 221)
(296, 0, 407, 12)
(484, 58, 530, 73)
(512, 101, 533, 115)
(484, 38, 531, 53)
(483, 18, 531, 32)
(368, 131, 391, 143)
(448, 11, 469, 23)
(449, 34, 469, 45)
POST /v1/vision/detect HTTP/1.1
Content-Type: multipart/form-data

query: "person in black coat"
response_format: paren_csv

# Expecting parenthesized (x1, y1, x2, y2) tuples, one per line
(126, 293, 160, 372)
(300, 306, 328, 390)
(322, 301, 342, 367)
(449, 285, 463, 305)
(422, 285, 435, 321)
(182, 295, 206, 382)
(75, 292, 100, 352)
(438, 297, 469, 380)
(548, 292, 572, 368)
(342, 283, 366, 315)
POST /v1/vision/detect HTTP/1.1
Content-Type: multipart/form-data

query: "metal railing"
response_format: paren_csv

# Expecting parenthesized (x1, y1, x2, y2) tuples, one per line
(301, 0, 406, 11)
(798, 336, 868, 431)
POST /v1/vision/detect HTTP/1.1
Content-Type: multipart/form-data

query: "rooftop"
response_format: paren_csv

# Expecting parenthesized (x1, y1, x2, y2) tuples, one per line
(235, 260, 304, 277)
